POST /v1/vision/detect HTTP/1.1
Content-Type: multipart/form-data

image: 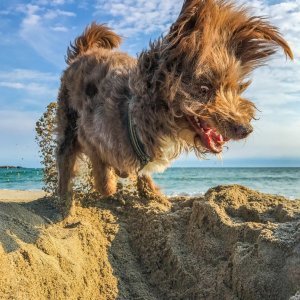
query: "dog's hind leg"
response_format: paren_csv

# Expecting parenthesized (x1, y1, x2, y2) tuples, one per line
(57, 136, 79, 215)
(56, 90, 79, 215)
(89, 154, 117, 196)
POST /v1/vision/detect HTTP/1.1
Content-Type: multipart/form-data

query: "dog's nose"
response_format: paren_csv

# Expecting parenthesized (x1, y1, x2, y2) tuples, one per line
(234, 124, 253, 139)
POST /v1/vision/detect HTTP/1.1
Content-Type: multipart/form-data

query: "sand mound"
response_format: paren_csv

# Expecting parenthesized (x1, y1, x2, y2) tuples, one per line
(0, 185, 299, 300)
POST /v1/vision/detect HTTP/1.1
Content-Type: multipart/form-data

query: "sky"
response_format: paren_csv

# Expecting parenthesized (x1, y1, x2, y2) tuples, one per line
(0, 0, 299, 168)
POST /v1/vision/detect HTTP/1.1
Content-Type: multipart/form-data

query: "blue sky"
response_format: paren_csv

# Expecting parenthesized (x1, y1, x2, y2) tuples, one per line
(0, 0, 299, 167)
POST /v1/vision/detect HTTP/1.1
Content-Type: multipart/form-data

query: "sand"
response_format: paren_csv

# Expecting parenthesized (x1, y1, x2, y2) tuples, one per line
(0, 185, 299, 300)
(0, 190, 46, 202)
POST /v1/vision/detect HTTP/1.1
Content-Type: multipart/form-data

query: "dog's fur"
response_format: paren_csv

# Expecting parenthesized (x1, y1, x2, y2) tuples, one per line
(56, 0, 292, 212)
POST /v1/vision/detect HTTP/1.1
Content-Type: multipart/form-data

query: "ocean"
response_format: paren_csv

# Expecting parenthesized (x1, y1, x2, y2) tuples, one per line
(0, 167, 299, 199)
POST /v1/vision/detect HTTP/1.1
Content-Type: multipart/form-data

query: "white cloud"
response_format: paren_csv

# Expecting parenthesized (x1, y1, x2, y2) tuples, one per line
(94, 0, 182, 36)
(18, 3, 75, 67)
(34, 0, 73, 6)
(44, 9, 76, 19)
(0, 82, 24, 89)
(0, 81, 55, 95)
(0, 68, 58, 107)
(51, 25, 69, 32)
(23, 14, 41, 26)
(52, 0, 67, 5)
(0, 69, 57, 81)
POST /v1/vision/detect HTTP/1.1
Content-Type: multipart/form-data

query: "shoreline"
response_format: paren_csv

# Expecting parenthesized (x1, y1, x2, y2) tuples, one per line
(0, 188, 298, 202)
(0, 189, 46, 202)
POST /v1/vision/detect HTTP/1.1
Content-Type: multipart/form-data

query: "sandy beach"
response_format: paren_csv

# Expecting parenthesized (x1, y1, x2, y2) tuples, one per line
(0, 185, 299, 300)
(0, 189, 46, 202)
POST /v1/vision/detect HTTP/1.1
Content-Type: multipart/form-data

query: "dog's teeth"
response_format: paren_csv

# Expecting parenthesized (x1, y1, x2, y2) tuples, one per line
(192, 116, 201, 127)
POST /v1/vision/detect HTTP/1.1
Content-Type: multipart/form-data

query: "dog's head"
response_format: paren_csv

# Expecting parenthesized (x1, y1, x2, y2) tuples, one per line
(136, 0, 293, 156)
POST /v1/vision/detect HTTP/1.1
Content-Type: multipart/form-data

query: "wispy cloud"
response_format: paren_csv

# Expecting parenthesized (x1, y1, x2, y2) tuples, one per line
(0, 69, 57, 81)
(94, 0, 182, 36)
(238, 0, 300, 56)
(236, 0, 300, 122)
(0, 82, 25, 89)
(44, 9, 76, 19)
(50, 25, 69, 32)
(0, 81, 55, 95)
(17, 3, 76, 67)
(0, 68, 58, 109)
(34, 0, 74, 6)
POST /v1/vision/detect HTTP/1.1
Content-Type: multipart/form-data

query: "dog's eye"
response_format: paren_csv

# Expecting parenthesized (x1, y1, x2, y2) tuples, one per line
(200, 85, 209, 95)
(199, 85, 211, 101)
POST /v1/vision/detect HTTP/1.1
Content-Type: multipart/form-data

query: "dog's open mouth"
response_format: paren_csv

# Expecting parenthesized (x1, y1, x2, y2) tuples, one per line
(187, 116, 226, 153)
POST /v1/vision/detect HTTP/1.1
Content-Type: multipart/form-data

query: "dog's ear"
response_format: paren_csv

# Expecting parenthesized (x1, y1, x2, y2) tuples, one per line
(165, 0, 207, 62)
(232, 17, 293, 70)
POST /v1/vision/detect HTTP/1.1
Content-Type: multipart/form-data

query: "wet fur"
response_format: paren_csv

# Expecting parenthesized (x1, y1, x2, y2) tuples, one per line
(56, 1, 292, 213)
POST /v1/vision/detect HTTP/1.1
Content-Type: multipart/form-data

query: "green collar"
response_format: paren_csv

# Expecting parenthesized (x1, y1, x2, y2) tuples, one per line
(127, 104, 151, 169)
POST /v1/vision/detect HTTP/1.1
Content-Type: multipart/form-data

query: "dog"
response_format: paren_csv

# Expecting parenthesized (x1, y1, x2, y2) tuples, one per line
(56, 0, 292, 213)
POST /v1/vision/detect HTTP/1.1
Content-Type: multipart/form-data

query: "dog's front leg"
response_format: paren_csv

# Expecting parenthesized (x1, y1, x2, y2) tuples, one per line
(89, 155, 117, 196)
(137, 175, 170, 206)
(137, 174, 161, 198)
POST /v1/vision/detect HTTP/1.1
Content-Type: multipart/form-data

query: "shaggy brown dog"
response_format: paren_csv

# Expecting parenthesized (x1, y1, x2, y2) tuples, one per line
(56, 0, 292, 213)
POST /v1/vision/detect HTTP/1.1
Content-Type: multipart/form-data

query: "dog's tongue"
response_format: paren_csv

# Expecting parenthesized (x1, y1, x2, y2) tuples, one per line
(202, 127, 224, 153)
(187, 117, 225, 153)
(195, 119, 224, 153)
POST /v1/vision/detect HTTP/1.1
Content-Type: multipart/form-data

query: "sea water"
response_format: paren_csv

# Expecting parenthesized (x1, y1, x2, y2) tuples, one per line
(0, 167, 299, 199)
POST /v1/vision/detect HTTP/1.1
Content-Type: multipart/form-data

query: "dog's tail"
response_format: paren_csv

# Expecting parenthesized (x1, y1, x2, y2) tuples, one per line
(66, 22, 122, 64)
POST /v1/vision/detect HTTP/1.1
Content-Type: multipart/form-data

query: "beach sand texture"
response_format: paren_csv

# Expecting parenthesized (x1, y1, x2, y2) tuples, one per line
(0, 185, 299, 300)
